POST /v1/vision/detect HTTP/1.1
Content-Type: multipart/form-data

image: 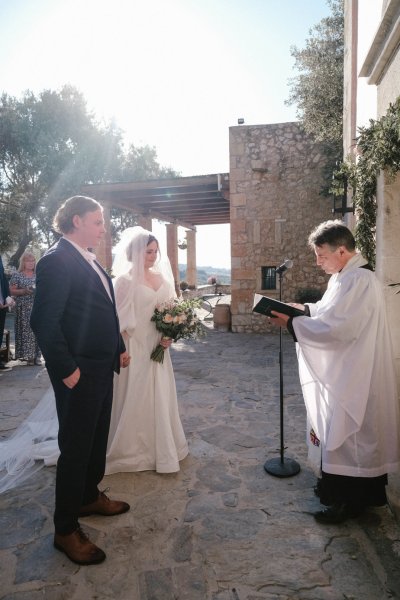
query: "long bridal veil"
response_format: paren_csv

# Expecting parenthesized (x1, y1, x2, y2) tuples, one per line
(0, 387, 59, 494)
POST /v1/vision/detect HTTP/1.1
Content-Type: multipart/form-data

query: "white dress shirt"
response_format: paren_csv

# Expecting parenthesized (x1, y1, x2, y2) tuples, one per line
(63, 238, 113, 302)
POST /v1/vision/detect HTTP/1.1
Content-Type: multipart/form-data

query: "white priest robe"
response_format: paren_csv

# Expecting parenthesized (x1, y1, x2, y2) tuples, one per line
(292, 253, 400, 478)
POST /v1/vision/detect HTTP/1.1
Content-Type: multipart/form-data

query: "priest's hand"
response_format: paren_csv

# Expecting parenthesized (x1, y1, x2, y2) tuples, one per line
(269, 311, 289, 328)
(288, 302, 305, 311)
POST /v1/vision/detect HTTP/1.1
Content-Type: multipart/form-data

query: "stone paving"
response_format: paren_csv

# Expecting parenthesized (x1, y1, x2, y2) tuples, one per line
(1, 324, 400, 599)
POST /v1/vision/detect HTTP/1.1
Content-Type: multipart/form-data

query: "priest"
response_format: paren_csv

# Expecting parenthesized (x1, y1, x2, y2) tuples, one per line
(270, 220, 400, 524)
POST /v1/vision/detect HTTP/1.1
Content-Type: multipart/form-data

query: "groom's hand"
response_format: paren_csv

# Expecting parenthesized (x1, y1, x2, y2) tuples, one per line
(63, 367, 81, 389)
(120, 351, 131, 368)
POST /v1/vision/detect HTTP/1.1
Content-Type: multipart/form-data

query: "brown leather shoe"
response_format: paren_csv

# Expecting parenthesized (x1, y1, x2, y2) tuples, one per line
(54, 527, 106, 565)
(79, 490, 130, 517)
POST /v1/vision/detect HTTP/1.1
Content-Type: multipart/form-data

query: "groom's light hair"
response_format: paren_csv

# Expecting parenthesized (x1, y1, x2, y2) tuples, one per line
(53, 195, 102, 234)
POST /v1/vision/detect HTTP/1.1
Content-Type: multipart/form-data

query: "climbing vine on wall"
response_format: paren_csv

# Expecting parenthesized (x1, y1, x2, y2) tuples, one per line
(331, 96, 400, 268)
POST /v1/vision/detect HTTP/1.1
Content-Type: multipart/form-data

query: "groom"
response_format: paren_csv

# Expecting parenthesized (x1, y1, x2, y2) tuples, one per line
(31, 195, 131, 565)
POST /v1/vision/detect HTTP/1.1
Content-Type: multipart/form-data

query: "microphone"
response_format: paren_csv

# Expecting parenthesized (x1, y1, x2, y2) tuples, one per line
(275, 259, 293, 274)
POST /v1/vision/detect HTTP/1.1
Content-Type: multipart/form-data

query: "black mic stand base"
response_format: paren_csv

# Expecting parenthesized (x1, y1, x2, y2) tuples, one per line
(264, 456, 300, 478)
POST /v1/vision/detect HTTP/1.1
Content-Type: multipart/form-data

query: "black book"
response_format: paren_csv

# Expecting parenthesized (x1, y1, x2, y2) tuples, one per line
(252, 294, 306, 318)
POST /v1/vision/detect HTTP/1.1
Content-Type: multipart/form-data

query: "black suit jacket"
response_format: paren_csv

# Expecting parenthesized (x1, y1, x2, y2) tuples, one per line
(30, 238, 125, 380)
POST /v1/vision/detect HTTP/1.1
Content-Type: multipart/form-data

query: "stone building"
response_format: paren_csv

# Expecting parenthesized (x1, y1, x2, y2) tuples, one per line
(344, 0, 400, 383)
(344, 0, 400, 513)
(229, 121, 333, 333)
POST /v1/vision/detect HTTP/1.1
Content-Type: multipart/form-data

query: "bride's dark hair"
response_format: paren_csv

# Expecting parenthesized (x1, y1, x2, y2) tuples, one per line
(148, 234, 157, 245)
(114, 227, 173, 290)
(147, 234, 161, 258)
(125, 232, 160, 263)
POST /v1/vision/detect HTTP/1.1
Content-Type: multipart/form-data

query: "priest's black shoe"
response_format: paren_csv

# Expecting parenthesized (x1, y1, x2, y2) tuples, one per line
(314, 503, 364, 524)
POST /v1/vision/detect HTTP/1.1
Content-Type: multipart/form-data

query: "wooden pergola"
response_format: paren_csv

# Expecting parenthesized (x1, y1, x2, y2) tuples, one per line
(81, 173, 230, 288)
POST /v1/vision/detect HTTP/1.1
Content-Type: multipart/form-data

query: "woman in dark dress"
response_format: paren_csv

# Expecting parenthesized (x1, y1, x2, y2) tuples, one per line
(9, 250, 41, 365)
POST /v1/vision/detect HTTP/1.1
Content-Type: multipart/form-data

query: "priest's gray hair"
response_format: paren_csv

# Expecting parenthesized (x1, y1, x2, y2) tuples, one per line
(308, 220, 356, 252)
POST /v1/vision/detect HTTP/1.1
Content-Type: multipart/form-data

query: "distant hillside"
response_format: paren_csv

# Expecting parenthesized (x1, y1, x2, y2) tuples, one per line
(179, 264, 231, 285)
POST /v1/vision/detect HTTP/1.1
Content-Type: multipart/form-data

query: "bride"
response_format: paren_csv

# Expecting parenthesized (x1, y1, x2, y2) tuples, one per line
(0, 226, 188, 493)
(106, 226, 188, 473)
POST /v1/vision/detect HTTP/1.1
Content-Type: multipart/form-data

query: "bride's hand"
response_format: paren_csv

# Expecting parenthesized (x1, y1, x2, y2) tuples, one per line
(160, 337, 172, 349)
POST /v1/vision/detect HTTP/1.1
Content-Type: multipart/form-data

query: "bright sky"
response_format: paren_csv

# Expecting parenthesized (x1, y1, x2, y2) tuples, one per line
(0, 0, 332, 268)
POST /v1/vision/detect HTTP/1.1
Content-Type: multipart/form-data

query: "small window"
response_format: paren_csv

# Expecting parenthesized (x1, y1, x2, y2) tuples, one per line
(261, 266, 276, 290)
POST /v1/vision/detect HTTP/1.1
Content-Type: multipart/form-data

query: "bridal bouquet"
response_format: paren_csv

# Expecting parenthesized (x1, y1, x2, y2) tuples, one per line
(150, 297, 205, 363)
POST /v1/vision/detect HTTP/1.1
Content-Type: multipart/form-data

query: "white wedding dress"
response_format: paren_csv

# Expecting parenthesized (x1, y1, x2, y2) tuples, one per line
(106, 277, 188, 474)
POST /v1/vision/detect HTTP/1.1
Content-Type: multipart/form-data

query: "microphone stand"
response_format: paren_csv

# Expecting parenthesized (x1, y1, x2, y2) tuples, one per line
(264, 269, 300, 478)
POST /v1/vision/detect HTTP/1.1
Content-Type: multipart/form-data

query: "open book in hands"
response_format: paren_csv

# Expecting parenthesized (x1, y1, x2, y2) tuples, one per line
(252, 294, 306, 318)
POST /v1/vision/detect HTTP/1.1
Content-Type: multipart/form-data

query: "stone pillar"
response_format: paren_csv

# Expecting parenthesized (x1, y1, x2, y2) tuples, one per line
(166, 223, 180, 295)
(97, 205, 113, 270)
(186, 229, 197, 287)
(137, 214, 152, 231)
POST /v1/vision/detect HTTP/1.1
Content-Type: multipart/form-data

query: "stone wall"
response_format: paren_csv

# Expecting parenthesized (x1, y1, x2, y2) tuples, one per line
(363, 0, 400, 391)
(229, 122, 332, 333)
(345, 0, 400, 519)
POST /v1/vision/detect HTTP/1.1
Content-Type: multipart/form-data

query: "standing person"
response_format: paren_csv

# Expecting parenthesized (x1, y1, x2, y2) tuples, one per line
(270, 220, 400, 524)
(0, 255, 13, 370)
(30, 195, 131, 565)
(106, 227, 189, 474)
(9, 250, 41, 365)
